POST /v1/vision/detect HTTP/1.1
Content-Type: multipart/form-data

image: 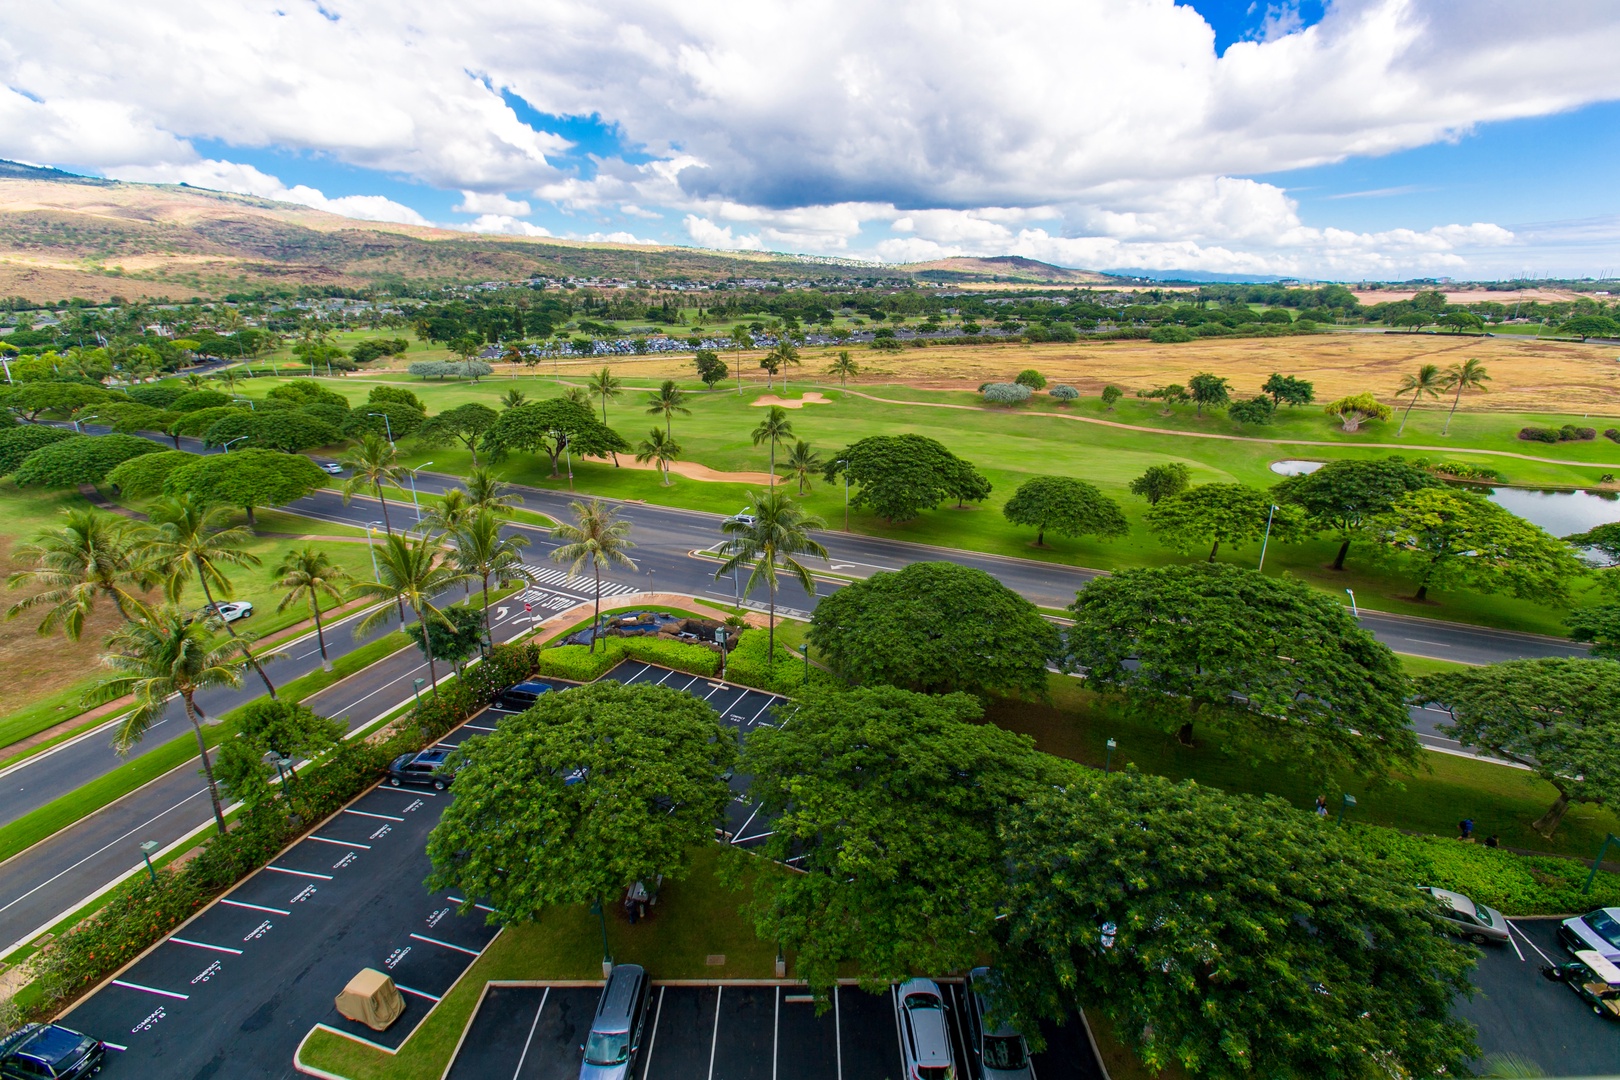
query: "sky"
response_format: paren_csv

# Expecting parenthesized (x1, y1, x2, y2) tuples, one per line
(2, 0, 1619, 281)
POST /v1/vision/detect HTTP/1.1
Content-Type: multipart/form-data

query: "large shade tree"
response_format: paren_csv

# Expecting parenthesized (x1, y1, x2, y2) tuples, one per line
(808, 561, 1060, 697)
(1272, 457, 1441, 570)
(823, 434, 986, 523)
(1067, 563, 1419, 771)
(998, 775, 1478, 1080)
(1002, 475, 1128, 547)
(1144, 483, 1303, 562)
(484, 398, 625, 477)
(163, 448, 328, 526)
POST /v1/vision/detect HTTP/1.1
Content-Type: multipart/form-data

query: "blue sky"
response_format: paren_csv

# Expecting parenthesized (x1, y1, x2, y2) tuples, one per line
(6, 0, 1620, 279)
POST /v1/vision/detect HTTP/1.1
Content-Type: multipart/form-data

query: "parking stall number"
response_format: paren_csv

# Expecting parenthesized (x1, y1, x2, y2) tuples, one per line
(191, 960, 223, 986)
(132, 1007, 166, 1034)
(331, 852, 358, 870)
(292, 885, 318, 904)
(369, 824, 392, 840)
(244, 920, 273, 942)
(426, 907, 451, 929)
(404, 799, 424, 813)
(385, 946, 411, 970)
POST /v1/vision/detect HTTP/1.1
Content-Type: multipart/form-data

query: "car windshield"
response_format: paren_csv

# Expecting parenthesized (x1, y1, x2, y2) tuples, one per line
(584, 1030, 630, 1066)
(983, 1034, 1027, 1069)
(1587, 910, 1620, 949)
(918, 1068, 953, 1080)
(906, 993, 942, 1012)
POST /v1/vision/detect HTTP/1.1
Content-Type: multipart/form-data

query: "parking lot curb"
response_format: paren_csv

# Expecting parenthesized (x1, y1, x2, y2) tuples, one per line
(1079, 1008, 1112, 1080)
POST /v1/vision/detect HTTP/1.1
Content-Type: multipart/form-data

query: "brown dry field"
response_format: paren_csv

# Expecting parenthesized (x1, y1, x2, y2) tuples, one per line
(493, 332, 1620, 414)
(0, 535, 126, 719)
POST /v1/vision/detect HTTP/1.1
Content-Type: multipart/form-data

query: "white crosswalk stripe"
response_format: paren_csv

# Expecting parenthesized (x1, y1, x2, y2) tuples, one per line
(518, 564, 640, 599)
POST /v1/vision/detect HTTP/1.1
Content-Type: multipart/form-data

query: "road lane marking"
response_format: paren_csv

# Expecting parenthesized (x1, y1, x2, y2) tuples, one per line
(168, 936, 243, 955)
(343, 809, 403, 821)
(409, 932, 481, 956)
(512, 986, 550, 1080)
(395, 984, 441, 1002)
(220, 898, 292, 915)
(1508, 920, 1555, 965)
(112, 979, 188, 1000)
(707, 984, 723, 1080)
(307, 836, 372, 849)
(266, 866, 334, 880)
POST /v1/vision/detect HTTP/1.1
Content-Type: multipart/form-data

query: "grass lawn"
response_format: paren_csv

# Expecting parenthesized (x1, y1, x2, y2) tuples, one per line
(987, 674, 1620, 860)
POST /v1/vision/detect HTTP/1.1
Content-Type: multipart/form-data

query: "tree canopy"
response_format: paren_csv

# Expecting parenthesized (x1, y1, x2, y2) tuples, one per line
(0, 425, 76, 475)
(1369, 487, 1586, 603)
(105, 449, 199, 498)
(1067, 563, 1419, 772)
(1144, 483, 1303, 561)
(1323, 393, 1392, 432)
(484, 398, 624, 476)
(807, 561, 1062, 697)
(1186, 372, 1230, 416)
(1261, 372, 1315, 406)
(418, 402, 499, 465)
(13, 433, 161, 488)
(342, 399, 426, 442)
(998, 775, 1477, 1080)
(1414, 658, 1620, 836)
(1272, 457, 1441, 570)
(425, 682, 738, 921)
(823, 434, 987, 522)
(738, 686, 1077, 994)
(163, 448, 328, 525)
(1127, 462, 1191, 506)
(1002, 475, 1128, 547)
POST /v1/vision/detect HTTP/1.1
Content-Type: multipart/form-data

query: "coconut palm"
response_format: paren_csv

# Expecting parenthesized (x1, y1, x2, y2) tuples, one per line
(86, 606, 244, 834)
(182, 372, 207, 390)
(272, 546, 350, 671)
(635, 428, 681, 486)
(421, 487, 474, 535)
(1441, 358, 1491, 435)
(551, 499, 637, 653)
(751, 405, 794, 484)
(590, 366, 623, 424)
(646, 379, 691, 438)
(465, 466, 525, 516)
(500, 388, 528, 411)
(452, 510, 536, 637)
(6, 508, 154, 639)
(827, 350, 859, 388)
(213, 368, 243, 394)
(783, 440, 822, 495)
(340, 433, 404, 533)
(1394, 363, 1445, 436)
(713, 489, 827, 661)
(349, 532, 471, 691)
(565, 385, 594, 410)
(769, 341, 801, 392)
(146, 494, 278, 698)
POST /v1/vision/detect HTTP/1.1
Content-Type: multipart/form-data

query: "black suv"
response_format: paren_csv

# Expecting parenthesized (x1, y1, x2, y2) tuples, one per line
(386, 748, 458, 790)
(0, 1022, 106, 1078)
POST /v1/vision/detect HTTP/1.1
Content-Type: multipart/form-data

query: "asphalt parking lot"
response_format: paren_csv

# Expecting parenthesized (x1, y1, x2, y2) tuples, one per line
(60, 743, 501, 1076)
(447, 980, 1104, 1080)
(1461, 916, 1620, 1076)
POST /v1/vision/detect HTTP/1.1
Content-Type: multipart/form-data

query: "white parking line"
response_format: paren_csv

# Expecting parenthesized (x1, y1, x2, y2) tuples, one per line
(463, 723, 497, 732)
(220, 898, 291, 915)
(1508, 920, 1555, 965)
(112, 979, 189, 1000)
(395, 984, 441, 1002)
(511, 987, 550, 1080)
(410, 932, 481, 956)
(448, 896, 497, 914)
(265, 866, 334, 880)
(343, 809, 404, 821)
(101, 1041, 128, 1052)
(707, 985, 723, 1080)
(834, 986, 843, 1080)
(772, 986, 780, 1080)
(642, 986, 667, 1078)
(307, 836, 372, 849)
(374, 786, 436, 796)
(168, 936, 243, 955)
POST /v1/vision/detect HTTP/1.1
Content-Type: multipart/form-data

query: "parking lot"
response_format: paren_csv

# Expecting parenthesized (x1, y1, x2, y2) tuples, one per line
(447, 980, 1104, 1080)
(1461, 916, 1620, 1076)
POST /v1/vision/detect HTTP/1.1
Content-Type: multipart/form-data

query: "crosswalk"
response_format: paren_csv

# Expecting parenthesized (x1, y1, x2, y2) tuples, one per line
(517, 563, 640, 600)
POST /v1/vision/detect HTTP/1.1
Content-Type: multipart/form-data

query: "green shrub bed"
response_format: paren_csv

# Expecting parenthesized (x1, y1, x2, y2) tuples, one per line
(725, 629, 836, 695)
(1345, 825, 1620, 915)
(535, 636, 720, 682)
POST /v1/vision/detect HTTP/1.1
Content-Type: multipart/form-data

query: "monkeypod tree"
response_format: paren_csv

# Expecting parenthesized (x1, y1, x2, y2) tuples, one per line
(1186, 372, 1230, 416)
(13, 434, 161, 488)
(418, 402, 499, 465)
(1002, 475, 1128, 547)
(105, 450, 199, 498)
(0, 425, 75, 475)
(1127, 462, 1190, 506)
(1262, 372, 1316, 406)
(823, 434, 987, 523)
(163, 449, 328, 526)
(1144, 483, 1304, 562)
(1067, 563, 1419, 769)
(1273, 457, 1442, 570)
(484, 398, 625, 476)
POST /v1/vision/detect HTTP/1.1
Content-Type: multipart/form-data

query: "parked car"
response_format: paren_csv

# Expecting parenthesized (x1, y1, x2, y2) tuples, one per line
(492, 680, 554, 712)
(319, 462, 344, 475)
(578, 964, 652, 1079)
(1545, 949, 1620, 1019)
(386, 748, 458, 790)
(188, 600, 252, 625)
(1560, 907, 1620, 961)
(0, 1022, 107, 1078)
(897, 978, 957, 1080)
(1418, 886, 1511, 944)
(723, 508, 758, 528)
(964, 968, 1033, 1079)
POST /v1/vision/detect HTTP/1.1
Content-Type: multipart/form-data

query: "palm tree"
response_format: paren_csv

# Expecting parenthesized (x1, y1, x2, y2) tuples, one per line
(147, 494, 278, 698)
(452, 511, 536, 637)
(713, 489, 827, 661)
(590, 366, 623, 424)
(465, 466, 525, 516)
(182, 373, 206, 390)
(421, 487, 473, 535)
(213, 368, 242, 394)
(6, 508, 153, 639)
(551, 499, 637, 653)
(783, 440, 822, 495)
(1440, 358, 1490, 435)
(751, 405, 794, 485)
(349, 533, 471, 690)
(1394, 363, 1445, 436)
(828, 350, 859, 388)
(86, 606, 244, 834)
(635, 428, 681, 486)
(341, 433, 404, 533)
(646, 379, 691, 437)
(769, 342, 801, 392)
(565, 385, 594, 410)
(272, 546, 350, 671)
(500, 388, 528, 411)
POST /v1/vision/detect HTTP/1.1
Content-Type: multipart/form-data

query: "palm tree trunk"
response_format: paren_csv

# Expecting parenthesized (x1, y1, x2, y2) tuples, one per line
(1397, 395, 1418, 436)
(591, 560, 602, 655)
(767, 573, 777, 664)
(480, 571, 492, 639)
(184, 692, 228, 834)
(770, 440, 777, 485)
(374, 482, 394, 533)
(197, 556, 276, 698)
(414, 604, 439, 692)
(1443, 386, 1463, 434)
(310, 592, 332, 671)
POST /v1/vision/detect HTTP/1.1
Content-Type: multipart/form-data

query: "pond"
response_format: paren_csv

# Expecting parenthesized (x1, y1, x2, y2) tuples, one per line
(1269, 460, 1323, 476)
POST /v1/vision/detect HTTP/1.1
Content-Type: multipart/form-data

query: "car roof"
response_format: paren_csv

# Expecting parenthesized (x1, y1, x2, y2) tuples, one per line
(1424, 887, 1474, 912)
(413, 749, 451, 764)
(14, 1023, 87, 1064)
(1575, 950, 1620, 985)
(506, 680, 552, 693)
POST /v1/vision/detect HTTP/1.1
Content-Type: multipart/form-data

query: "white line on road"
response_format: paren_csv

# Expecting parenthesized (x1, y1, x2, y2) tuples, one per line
(409, 932, 481, 956)
(343, 809, 403, 822)
(219, 899, 291, 916)
(373, 786, 436, 796)
(168, 936, 243, 955)
(707, 984, 723, 1080)
(307, 836, 372, 849)
(642, 986, 666, 1078)
(265, 866, 334, 880)
(1508, 920, 1556, 965)
(512, 986, 550, 1080)
(395, 984, 441, 1002)
(112, 979, 189, 1000)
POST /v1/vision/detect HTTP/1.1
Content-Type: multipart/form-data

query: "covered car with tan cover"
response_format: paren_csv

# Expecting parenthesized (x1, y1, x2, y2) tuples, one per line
(335, 967, 405, 1031)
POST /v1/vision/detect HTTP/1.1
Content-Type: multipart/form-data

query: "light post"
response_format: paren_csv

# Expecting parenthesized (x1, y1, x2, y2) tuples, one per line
(403, 461, 433, 525)
(1583, 833, 1620, 894)
(1257, 503, 1279, 572)
(1336, 793, 1357, 826)
(412, 677, 425, 706)
(1345, 588, 1359, 617)
(368, 411, 395, 448)
(589, 899, 613, 976)
(366, 522, 382, 582)
(139, 840, 160, 885)
(716, 627, 728, 682)
(0, 351, 12, 385)
(798, 642, 809, 683)
(837, 459, 850, 531)
(1105, 737, 1117, 774)
(221, 435, 248, 453)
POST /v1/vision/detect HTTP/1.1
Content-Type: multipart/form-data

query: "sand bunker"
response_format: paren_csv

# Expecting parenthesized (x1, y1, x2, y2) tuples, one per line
(751, 392, 831, 409)
(616, 457, 779, 485)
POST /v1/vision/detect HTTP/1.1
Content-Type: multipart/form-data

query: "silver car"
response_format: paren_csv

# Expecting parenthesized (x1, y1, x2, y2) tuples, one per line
(897, 978, 957, 1080)
(965, 967, 1033, 1079)
(579, 964, 651, 1080)
(1560, 907, 1620, 962)
(1419, 886, 1510, 944)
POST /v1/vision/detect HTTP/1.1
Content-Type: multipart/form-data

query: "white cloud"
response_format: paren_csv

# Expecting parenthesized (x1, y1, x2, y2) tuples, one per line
(103, 158, 430, 225)
(583, 230, 655, 244)
(683, 215, 762, 251)
(455, 190, 532, 216)
(463, 213, 552, 236)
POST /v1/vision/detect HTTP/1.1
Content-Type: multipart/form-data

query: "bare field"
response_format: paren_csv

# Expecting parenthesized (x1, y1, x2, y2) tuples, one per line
(0, 534, 126, 720)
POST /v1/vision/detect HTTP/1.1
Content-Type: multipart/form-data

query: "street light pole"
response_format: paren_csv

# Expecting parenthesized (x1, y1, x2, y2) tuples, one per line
(412, 677, 425, 706)
(368, 412, 395, 449)
(590, 899, 612, 976)
(404, 462, 433, 525)
(139, 840, 160, 885)
(716, 627, 728, 682)
(798, 642, 809, 682)
(1345, 588, 1359, 617)
(837, 459, 850, 531)
(1105, 737, 1117, 774)
(366, 523, 382, 582)
(222, 435, 248, 453)
(1336, 793, 1357, 825)
(1257, 503, 1278, 572)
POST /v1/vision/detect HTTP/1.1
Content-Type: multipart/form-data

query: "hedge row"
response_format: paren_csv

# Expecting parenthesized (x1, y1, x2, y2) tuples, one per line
(725, 629, 838, 696)
(535, 636, 721, 683)
(25, 641, 539, 1017)
(1518, 425, 1596, 443)
(1345, 825, 1620, 915)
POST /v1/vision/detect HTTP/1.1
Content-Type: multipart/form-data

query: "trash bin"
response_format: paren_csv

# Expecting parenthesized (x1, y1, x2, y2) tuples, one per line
(335, 967, 406, 1031)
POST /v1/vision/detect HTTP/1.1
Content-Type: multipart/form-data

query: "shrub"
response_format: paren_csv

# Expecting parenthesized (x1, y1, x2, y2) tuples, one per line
(1150, 325, 1196, 344)
(1415, 459, 1506, 483)
(725, 628, 834, 695)
(981, 382, 1032, 405)
(536, 640, 628, 681)
(1606, 429, 1620, 443)
(620, 637, 719, 676)
(1560, 425, 1597, 442)
(1048, 384, 1079, 403)
(1014, 369, 1047, 390)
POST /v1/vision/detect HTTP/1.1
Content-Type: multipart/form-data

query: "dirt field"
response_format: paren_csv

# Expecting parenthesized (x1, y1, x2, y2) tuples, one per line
(0, 534, 128, 720)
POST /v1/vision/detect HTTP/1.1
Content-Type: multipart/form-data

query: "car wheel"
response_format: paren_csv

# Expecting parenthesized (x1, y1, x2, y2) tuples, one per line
(389, 777, 401, 786)
(433, 779, 446, 791)
(1470, 933, 1489, 945)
